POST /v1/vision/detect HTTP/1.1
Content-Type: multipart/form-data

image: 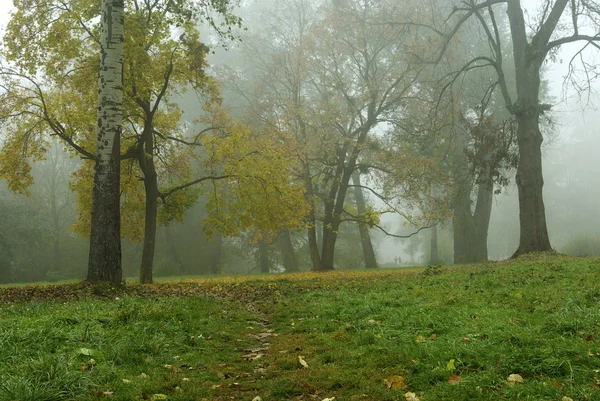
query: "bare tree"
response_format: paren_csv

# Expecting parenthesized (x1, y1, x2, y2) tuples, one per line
(417, 0, 600, 256)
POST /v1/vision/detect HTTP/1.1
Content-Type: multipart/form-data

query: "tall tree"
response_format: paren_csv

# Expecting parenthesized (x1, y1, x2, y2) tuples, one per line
(414, 0, 600, 256)
(87, 0, 125, 283)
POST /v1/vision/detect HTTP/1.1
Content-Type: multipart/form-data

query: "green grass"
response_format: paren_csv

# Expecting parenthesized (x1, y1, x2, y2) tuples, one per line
(2, 254, 600, 400)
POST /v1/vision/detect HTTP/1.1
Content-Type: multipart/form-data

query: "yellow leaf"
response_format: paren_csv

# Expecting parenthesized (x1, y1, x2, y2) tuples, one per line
(446, 359, 456, 371)
(298, 355, 309, 369)
(384, 375, 407, 390)
(507, 374, 524, 385)
(404, 392, 420, 401)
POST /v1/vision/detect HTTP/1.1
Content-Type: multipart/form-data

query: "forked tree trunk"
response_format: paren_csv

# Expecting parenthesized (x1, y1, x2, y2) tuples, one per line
(453, 170, 494, 264)
(87, 0, 124, 284)
(280, 229, 299, 272)
(352, 171, 377, 269)
(506, 0, 554, 257)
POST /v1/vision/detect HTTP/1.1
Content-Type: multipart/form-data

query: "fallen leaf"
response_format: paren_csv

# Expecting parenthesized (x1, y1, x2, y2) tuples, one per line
(164, 364, 178, 373)
(252, 397, 263, 401)
(140, 373, 149, 378)
(404, 392, 420, 401)
(448, 374, 463, 384)
(322, 398, 336, 401)
(298, 355, 309, 368)
(446, 359, 456, 371)
(415, 335, 424, 343)
(182, 378, 190, 382)
(151, 395, 168, 401)
(562, 397, 574, 401)
(507, 374, 524, 385)
(384, 375, 407, 390)
(122, 379, 131, 384)
(462, 337, 470, 343)
(429, 334, 437, 340)
(102, 391, 115, 397)
(242, 352, 264, 361)
(217, 372, 226, 380)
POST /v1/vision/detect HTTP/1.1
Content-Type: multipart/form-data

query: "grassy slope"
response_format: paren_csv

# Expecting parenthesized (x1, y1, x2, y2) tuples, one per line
(1, 255, 600, 400)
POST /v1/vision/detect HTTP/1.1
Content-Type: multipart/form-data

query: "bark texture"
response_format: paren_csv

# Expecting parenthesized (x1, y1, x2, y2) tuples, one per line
(87, 0, 124, 283)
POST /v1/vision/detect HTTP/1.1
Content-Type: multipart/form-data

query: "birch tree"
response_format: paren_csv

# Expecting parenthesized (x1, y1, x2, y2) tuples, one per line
(87, 0, 125, 283)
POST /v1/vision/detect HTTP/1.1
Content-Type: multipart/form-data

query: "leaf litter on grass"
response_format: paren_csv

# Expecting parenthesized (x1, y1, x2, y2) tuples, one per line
(3, 255, 600, 400)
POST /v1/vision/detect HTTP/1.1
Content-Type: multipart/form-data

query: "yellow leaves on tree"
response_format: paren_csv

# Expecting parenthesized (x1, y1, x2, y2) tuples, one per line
(201, 117, 309, 238)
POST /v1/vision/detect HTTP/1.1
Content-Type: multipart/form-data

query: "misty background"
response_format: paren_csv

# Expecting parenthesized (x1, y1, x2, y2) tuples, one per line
(0, 0, 598, 283)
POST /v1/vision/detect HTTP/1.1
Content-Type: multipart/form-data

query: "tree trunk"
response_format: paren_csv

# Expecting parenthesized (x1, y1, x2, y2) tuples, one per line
(208, 232, 223, 275)
(87, 0, 124, 284)
(512, 110, 551, 256)
(279, 229, 299, 272)
(429, 223, 439, 265)
(259, 240, 269, 273)
(472, 178, 493, 261)
(304, 164, 322, 271)
(139, 172, 158, 283)
(352, 171, 377, 269)
(507, 1, 553, 257)
(139, 120, 158, 284)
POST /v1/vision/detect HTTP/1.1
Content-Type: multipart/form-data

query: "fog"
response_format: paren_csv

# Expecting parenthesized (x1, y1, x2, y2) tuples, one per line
(1, 0, 600, 283)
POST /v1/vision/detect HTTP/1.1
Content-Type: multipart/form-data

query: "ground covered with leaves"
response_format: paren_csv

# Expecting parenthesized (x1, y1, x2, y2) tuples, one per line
(2, 255, 600, 400)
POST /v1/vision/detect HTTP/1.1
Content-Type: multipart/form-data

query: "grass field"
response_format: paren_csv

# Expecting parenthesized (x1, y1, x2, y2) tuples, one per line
(1, 254, 600, 400)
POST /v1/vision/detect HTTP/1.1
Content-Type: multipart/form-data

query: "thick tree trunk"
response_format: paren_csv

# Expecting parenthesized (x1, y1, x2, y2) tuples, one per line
(352, 171, 377, 269)
(280, 229, 299, 272)
(512, 110, 551, 256)
(208, 232, 223, 275)
(453, 174, 493, 264)
(259, 240, 269, 273)
(507, 1, 553, 257)
(429, 223, 439, 265)
(87, 0, 124, 284)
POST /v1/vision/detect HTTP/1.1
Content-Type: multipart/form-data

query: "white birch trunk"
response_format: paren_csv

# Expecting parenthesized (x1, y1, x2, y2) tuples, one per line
(87, 0, 124, 283)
